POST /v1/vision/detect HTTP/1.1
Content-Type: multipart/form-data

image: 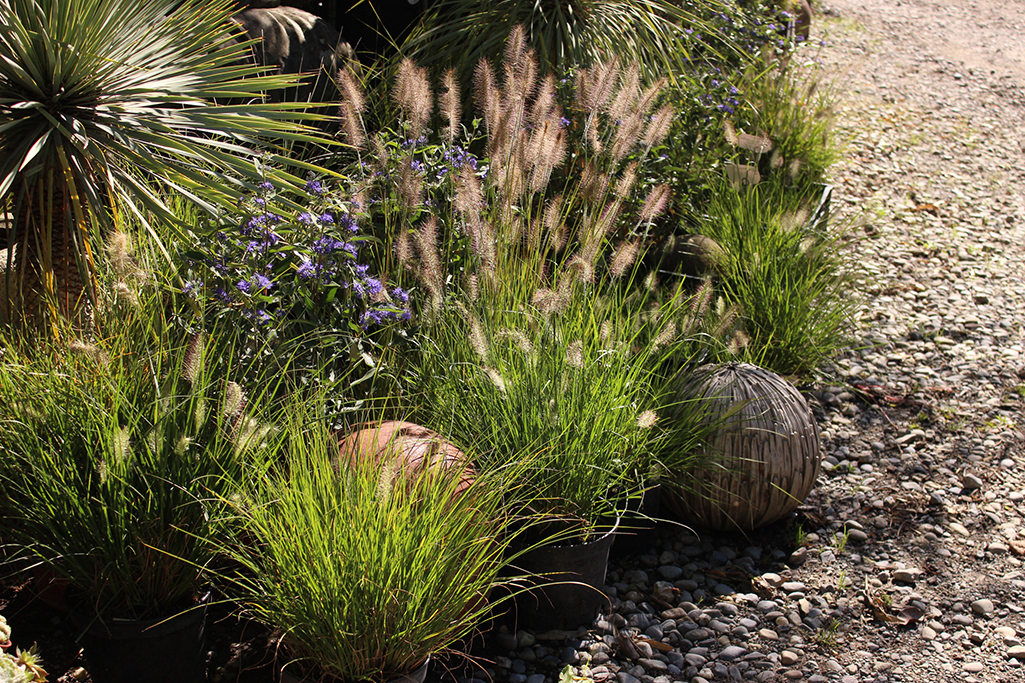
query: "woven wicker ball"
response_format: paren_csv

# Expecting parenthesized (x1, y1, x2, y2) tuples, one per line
(665, 363, 821, 531)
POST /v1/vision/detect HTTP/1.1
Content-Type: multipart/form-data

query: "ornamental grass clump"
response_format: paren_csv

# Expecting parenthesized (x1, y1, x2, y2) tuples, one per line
(223, 402, 542, 683)
(397, 0, 738, 92)
(411, 288, 677, 540)
(0, 293, 271, 620)
(348, 30, 679, 317)
(692, 180, 859, 377)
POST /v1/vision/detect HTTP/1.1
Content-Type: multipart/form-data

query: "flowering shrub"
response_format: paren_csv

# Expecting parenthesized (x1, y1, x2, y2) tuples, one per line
(181, 180, 412, 413)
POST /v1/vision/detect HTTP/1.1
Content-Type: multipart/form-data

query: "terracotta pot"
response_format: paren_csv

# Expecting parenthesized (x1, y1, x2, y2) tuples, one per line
(335, 421, 474, 495)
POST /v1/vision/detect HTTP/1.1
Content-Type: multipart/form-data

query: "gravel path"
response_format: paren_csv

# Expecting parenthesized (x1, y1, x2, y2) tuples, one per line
(469, 2, 1025, 683)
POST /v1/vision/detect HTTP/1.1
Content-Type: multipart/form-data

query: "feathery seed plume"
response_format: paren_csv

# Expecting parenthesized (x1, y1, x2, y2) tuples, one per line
(339, 101, 366, 149)
(611, 110, 644, 163)
(608, 64, 640, 126)
(579, 163, 609, 203)
(393, 59, 432, 138)
(565, 340, 584, 369)
(638, 184, 671, 223)
(652, 321, 677, 350)
(637, 78, 667, 113)
(474, 59, 500, 131)
(614, 162, 638, 199)
(414, 217, 444, 302)
(484, 367, 506, 393)
(498, 328, 534, 356)
(464, 271, 479, 302)
(440, 69, 461, 144)
(336, 67, 366, 113)
(637, 410, 658, 429)
(723, 119, 739, 147)
(727, 329, 750, 356)
(582, 59, 620, 114)
(690, 280, 713, 317)
(467, 311, 490, 363)
(642, 104, 674, 149)
(398, 156, 424, 211)
(609, 239, 640, 279)
(712, 303, 739, 338)
(788, 158, 803, 180)
(183, 332, 205, 385)
(395, 228, 413, 269)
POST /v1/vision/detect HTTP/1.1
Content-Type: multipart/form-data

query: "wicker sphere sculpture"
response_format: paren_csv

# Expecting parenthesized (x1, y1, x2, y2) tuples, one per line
(665, 363, 821, 531)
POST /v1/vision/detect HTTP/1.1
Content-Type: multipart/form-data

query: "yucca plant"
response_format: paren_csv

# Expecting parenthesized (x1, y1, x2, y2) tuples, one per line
(0, 293, 273, 620)
(223, 400, 545, 683)
(398, 0, 732, 89)
(0, 0, 331, 332)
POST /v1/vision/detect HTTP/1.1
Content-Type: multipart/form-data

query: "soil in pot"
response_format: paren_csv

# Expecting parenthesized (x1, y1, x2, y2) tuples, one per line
(69, 592, 211, 683)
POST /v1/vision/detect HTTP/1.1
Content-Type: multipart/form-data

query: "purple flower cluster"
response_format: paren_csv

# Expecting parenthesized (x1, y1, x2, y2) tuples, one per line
(188, 180, 413, 336)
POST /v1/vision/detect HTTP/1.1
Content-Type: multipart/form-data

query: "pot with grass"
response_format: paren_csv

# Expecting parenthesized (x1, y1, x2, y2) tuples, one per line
(412, 292, 664, 631)
(224, 400, 536, 683)
(0, 316, 265, 683)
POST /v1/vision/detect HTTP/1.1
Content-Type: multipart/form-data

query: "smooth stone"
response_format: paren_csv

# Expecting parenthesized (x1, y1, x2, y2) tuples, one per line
(496, 632, 519, 650)
(780, 651, 800, 666)
(848, 529, 869, 543)
(526, 675, 546, 683)
(659, 565, 684, 580)
(717, 645, 746, 661)
(638, 659, 668, 672)
(949, 522, 970, 536)
(963, 474, 984, 490)
(963, 662, 984, 673)
(893, 568, 922, 583)
(616, 673, 642, 683)
(1009, 645, 1025, 660)
(685, 654, 708, 667)
(971, 599, 995, 615)
(758, 629, 779, 640)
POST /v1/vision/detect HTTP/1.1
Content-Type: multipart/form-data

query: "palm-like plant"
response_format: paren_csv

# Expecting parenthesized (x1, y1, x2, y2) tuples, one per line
(0, 0, 330, 331)
(399, 0, 730, 87)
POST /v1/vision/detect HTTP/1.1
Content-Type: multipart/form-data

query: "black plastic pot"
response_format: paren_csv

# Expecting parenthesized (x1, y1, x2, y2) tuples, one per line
(511, 517, 619, 631)
(69, 593, 210, 683)
(611, 484, 662, 558)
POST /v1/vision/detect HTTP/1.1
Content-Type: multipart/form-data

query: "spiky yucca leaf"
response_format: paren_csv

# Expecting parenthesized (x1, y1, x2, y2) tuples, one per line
(0, 0, 334, 329)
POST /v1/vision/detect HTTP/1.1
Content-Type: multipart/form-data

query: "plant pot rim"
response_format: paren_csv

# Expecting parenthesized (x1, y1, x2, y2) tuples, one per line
(279, 654, 431, 683)
(67, 590, 212, 637)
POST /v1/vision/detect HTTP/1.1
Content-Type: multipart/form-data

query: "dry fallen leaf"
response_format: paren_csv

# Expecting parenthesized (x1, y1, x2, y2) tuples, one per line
(636, 636, 673, 653)
(861, 586, 924, 626)
(613, 625, 640, 660)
